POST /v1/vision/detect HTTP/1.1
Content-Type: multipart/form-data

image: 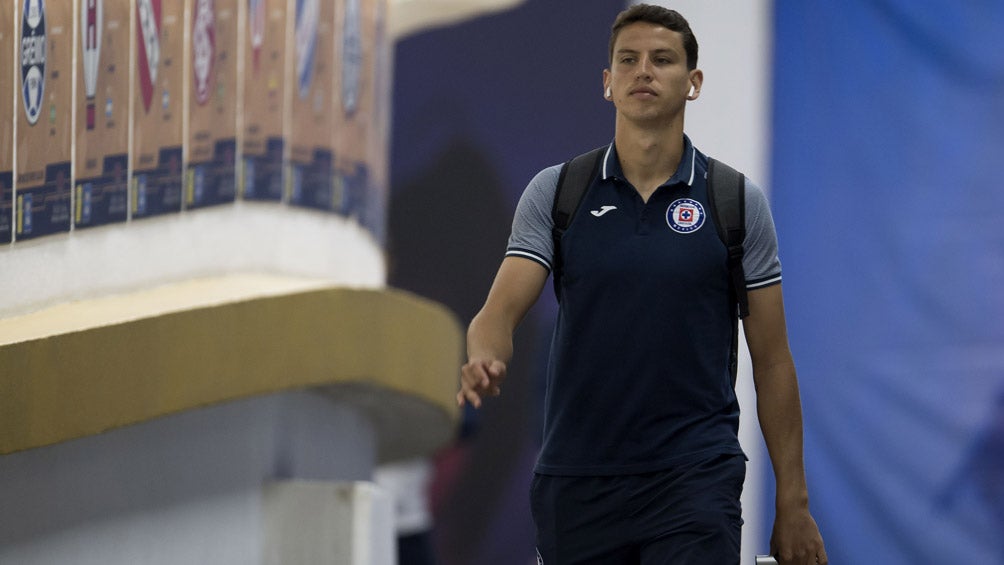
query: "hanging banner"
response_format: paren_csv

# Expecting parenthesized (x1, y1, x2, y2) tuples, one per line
(287, 0, 336, 211)
(74, 0, 130, 229)
(240, 0, 289, 202)
(15, 0, 72, 240)
(0, 4, 14, 244)
(333, 0, 389, 235)
(772, 3, 1004, 563)
(184, 0, 238, 209)
(365, 0, 390, 238)
(130, 0, 183, 219)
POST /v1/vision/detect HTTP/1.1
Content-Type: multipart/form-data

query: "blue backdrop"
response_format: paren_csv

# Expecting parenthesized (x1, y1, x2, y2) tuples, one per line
(772, 1, 1004, 562)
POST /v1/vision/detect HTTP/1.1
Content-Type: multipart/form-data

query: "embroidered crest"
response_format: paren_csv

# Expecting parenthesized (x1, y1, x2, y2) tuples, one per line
(666, 198, 706, 234)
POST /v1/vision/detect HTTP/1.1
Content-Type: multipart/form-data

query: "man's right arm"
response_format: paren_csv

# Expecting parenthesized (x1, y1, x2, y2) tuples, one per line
(458, 256, 549, 408)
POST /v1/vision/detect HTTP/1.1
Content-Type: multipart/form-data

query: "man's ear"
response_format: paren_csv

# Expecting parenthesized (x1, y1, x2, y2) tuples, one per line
(687, 69, 704, 100)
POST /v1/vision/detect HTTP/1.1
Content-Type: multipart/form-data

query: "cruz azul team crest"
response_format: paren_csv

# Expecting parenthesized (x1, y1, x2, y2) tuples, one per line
(21, 0, 47, 125)
(666, 198, 706, 234)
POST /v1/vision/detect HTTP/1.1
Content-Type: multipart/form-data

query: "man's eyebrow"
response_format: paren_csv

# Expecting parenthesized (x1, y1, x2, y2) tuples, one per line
(615, 48, 678, 56)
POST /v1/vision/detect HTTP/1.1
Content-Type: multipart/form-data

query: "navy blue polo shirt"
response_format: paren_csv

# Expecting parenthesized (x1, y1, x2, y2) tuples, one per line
(507, 136, 782, 476)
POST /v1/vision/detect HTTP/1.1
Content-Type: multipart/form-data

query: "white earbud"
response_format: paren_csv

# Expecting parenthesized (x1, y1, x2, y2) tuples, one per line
(605, 86, 612, 99)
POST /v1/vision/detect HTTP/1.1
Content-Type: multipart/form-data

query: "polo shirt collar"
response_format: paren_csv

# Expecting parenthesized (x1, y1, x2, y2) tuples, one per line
(600, 134, 698, 188)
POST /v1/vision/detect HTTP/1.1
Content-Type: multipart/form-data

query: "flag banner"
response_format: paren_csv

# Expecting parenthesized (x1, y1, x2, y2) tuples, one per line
(333, 0, 385, 229)
(240, 0, 288, 202)
(287, 0, 337, 212)
(15, 0, 72, 240)
(130, 0, 183, 219)
(185, 0, 238, 210)
(74, 0, 130, 229)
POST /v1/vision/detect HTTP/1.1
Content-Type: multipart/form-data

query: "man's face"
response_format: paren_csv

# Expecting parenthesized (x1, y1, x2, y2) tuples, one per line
(604, 22, 700, 124)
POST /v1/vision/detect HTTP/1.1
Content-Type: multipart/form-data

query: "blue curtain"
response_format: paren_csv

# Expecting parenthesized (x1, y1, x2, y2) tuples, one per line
(771, 1, 1004, 562)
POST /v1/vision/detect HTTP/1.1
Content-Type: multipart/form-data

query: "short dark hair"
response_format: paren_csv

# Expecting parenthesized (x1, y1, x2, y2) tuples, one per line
(609, 4, 698, 70)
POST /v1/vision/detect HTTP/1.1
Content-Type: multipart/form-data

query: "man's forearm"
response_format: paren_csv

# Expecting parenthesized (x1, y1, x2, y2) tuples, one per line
(467, 305, 519, 361)
(755, 359, 810, 508)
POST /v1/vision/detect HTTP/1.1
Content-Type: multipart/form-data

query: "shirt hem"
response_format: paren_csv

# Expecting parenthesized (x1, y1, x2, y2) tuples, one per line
(505, 249, 552, 272)
(746, 273, 782, 290)
(533, 445, 746, 477)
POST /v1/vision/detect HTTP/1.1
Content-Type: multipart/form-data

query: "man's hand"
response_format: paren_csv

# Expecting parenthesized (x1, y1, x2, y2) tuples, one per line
(459, 257, 547, 409)
(770, 505, 827, 565)
(457, 358, 507, 408)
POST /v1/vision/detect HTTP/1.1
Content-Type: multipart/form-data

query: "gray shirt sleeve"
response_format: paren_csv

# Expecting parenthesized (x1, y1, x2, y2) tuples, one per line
(505, 164, 562, 272)
(742, 178, 783, 288)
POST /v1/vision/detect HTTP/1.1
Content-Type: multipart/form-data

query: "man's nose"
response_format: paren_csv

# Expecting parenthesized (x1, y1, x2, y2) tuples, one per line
(637, 57, 652, 79)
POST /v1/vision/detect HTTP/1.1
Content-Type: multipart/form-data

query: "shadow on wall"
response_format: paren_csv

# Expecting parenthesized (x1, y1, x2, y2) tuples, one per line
(387, 137, 545, 565)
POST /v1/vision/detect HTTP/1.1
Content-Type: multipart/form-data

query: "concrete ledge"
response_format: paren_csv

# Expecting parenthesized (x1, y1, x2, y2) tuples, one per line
(0, 276, 462, 458)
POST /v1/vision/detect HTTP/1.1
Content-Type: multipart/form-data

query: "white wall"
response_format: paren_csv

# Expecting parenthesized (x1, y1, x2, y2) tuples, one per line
(0, 205, 386, 318)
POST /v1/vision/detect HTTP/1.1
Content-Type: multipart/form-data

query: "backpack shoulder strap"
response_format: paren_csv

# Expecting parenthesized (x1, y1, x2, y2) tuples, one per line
(551, 146, 605, 300)
(707, 158, 749, 319)
(707, 157, 748, 388)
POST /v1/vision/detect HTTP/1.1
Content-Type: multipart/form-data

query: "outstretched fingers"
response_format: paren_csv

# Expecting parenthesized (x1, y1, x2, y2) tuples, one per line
(458, 359, 507, 408)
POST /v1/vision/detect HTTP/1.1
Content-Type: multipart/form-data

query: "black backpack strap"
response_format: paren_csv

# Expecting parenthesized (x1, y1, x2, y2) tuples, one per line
(551, 146, 605, 300)
(707, 158, 748, 319)
(707, 158, 747, 387)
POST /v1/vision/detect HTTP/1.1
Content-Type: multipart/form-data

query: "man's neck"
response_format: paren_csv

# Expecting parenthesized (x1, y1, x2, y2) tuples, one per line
(613, 118, 686, 201)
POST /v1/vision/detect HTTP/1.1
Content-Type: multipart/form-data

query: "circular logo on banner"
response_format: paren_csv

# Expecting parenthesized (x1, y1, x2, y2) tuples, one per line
(192, 0, 215, 105)
(666, 198, 706, 233)
(21, 0, 47, 125)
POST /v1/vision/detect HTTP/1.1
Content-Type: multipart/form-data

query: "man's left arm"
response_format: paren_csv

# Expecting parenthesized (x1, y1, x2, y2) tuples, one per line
(744, 283, 828, 565)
